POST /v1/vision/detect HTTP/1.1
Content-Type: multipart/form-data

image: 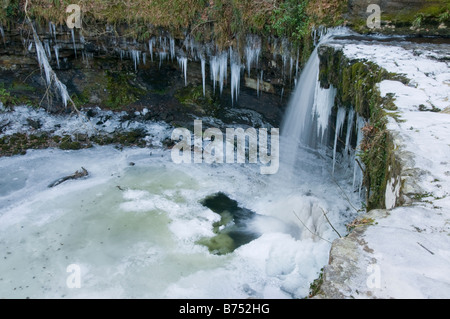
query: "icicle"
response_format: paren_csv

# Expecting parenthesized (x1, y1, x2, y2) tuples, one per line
(219, 52, 227, 94)
(312, 83, 336, 143)
(131, 50, 140, 71)
(0, 24, 5, 46)
(44, 40, 51, 59)
(33, 32, 70, 107)
(210, 52, 228, 95)
(289, 56, 294, 81)
(201, 57, 206, 97)
(344, 108, 355, 155)
(332, 107, 347, 175)
(143, 52, 146, 65)
(71, 28, 77, 58)
(257, 77, 260, 97)
(49, 22, 57, 41)
(230, 61, 241, 105)
(159, 51, 168, 68)
(245, 35, 261, 77)
(54, 45, 60, 69)
(149, 38, 155, 62)
(177, 56, 188, 86)
(27, 42, 33, 52)
(35, 38, 51, 85)
(353, 115, 366, 190)
(190, 37, 195, 57)
(170, 37, 175, 61)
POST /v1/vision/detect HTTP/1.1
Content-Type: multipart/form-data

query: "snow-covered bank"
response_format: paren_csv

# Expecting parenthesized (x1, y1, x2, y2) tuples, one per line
(318, 40, 450, 298)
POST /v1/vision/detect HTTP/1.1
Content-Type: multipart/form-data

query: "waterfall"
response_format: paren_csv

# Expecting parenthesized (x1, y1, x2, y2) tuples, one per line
(280, 46, 321, 168)
(280, 27, 350, 172)
(332, 107, 347, 175)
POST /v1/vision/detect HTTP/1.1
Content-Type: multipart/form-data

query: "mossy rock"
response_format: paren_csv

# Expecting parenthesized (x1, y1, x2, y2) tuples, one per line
(175, 85, 220, 116)
(59, 139, 82, 150)
(105, 71, 146, 110)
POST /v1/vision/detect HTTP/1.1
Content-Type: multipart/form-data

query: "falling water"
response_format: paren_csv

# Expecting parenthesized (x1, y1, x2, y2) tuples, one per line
(280, 27, 350, 173)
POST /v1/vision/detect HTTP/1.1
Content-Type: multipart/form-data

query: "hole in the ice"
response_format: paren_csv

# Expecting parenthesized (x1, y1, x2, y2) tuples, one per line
(197, 192, 259, 255)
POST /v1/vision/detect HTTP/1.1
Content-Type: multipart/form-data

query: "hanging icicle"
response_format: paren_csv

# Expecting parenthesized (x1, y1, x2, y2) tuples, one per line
(244, 35, 261, 77)
(177, 56, 188, 86)
(201, 57, 206, 97)
(231, 61, 241, 105)
(332, 107, 347, 175)
(71, 28, 77, 58)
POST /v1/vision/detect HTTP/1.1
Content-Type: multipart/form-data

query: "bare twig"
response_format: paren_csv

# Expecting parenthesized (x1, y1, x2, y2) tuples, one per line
(320, 207, 342, 238)
(417, 242, 434, 255)
(293, 210, 332, 244)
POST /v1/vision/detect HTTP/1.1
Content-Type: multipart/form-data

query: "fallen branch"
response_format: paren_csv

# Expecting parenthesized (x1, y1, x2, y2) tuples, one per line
(48, 167, 89, 188)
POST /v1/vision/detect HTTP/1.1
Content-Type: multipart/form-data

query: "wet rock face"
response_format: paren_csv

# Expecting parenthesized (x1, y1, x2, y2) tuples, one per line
(0, 22, 296, 128)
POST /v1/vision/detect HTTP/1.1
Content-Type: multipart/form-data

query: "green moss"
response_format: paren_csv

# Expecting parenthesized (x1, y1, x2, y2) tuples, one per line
(59, 136, 82, 150)
(308, 268, 324, 298)
(319, 47, 405, 210)
(105, 71, 146, 110)
(175, 85, 220, 117)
